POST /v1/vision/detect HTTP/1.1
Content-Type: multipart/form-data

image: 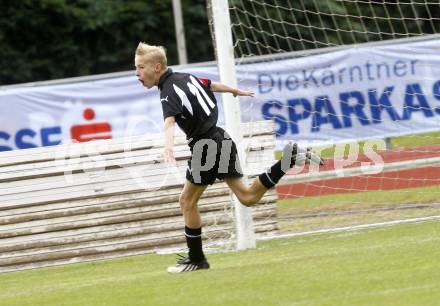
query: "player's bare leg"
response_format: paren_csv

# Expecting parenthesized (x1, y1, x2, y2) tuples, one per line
(179, 180, 207, 228)
(168, 181, 210, 273)
(227, 143, 324, 207)
(225, 177, 267, 206)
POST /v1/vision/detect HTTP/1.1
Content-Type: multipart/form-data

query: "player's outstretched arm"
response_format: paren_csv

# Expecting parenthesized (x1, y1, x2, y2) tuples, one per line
(163, 116, 177, 165)
(210, 82, 254, 97)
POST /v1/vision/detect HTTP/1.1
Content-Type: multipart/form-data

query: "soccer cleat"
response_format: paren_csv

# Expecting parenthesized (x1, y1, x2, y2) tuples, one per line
(305, 147, 325, 166)
(167, 255, 210, 273)
(281, 143, 303, 167)
(282, 142, 325, 167)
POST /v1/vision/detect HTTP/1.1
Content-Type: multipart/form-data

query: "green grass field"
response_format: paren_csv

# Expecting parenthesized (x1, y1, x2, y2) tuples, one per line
(1, 132, 438, 305)
(278, 185, 440, 232)
(1, 220, 439, 306)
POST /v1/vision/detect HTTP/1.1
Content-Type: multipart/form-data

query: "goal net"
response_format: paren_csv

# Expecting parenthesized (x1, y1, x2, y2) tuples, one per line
(208, 0, 440, 234)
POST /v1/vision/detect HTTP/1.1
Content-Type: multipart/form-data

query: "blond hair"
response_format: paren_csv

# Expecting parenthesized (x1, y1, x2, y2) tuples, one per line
(135, 42, 167, 67)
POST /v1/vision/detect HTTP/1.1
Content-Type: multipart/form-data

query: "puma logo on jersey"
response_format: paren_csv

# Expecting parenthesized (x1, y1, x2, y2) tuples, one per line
(160, 96, 169, 103)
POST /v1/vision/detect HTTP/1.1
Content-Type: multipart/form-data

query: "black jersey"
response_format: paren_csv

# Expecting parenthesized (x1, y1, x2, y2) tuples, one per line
(158, 68, 218, 141)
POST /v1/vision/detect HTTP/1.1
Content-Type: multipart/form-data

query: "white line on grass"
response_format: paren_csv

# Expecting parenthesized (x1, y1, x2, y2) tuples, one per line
(257, 215, 440, 241)
(157, 215, 440, 255)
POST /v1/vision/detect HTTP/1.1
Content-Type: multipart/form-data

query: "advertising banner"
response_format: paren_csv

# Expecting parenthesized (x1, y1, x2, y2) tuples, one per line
(1, 38, 439, 151)
(238, 38, 440, 147)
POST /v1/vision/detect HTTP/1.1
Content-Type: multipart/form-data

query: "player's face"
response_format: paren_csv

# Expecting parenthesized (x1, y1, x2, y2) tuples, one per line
(135, 55, 158, 89)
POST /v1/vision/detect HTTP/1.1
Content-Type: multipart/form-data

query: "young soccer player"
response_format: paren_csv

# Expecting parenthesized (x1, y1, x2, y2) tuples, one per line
(135, 42, 324, 273)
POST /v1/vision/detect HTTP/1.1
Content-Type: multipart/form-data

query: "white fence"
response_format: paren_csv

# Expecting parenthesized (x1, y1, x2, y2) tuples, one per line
(0, 121, 278, 272)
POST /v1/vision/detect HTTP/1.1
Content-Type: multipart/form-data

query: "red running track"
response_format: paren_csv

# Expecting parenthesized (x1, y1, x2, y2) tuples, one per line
(277, 145, 440, 199)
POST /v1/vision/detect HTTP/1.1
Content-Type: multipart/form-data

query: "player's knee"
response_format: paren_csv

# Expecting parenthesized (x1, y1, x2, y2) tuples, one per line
(179, 194, 197, 213)
(179, 194, 189, 209)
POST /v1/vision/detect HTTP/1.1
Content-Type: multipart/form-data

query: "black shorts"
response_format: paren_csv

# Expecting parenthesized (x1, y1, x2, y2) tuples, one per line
(186, 127, 243, 185)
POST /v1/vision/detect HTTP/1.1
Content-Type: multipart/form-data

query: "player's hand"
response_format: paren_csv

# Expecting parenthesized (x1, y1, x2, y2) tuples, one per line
(163, 148, 177, 165)
(233, 89, 255, 97)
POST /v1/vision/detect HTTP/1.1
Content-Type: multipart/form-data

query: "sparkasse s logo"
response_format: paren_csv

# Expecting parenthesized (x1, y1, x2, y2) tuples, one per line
(0, 108, 113, 151)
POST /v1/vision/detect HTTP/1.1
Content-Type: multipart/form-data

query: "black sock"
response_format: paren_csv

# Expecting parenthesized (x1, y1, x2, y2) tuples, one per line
(259, 143, 297, 189)
(258, 160, 286, 189)
(185, 226, 205, 262)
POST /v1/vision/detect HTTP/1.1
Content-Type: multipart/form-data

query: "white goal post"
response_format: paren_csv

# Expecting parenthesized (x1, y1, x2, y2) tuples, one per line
(211, 0, 256, 250)
(208, 0, 440, 242)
